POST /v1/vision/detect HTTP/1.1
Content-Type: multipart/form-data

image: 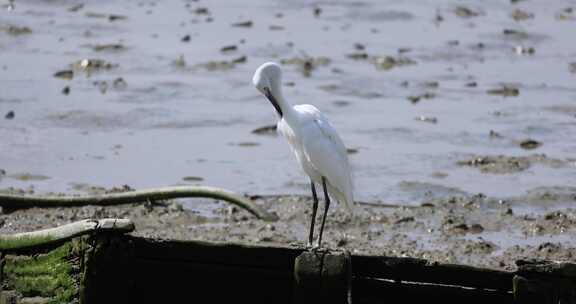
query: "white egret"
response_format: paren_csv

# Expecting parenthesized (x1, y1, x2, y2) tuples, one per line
(252, 62, 354, 248)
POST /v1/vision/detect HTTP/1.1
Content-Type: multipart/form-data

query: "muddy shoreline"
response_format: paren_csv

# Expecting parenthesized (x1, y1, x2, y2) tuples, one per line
(1, 184, 575, 271)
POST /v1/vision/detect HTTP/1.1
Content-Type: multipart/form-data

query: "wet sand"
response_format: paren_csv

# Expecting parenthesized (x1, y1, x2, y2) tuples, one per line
(1, 0, 576, 269)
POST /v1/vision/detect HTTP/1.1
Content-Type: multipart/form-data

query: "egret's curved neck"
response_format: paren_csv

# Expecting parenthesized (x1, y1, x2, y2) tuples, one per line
(270, 81, 293, 118)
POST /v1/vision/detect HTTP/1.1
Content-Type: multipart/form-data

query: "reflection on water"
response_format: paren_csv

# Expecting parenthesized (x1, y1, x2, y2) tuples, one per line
(1, 0, 575, 206)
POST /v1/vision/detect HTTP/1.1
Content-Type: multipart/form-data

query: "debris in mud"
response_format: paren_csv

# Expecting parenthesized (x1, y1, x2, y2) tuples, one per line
(453, 6, 480, 18)
(489, 130, 503, 138)
(113, 77, 127, 90)
(231, 20, 253, 28)
(0, 24, 32, 36)
(85, 12, 127, 22)
(556, 7, 576, 21)
(511, 9, 534, 21)
(346, 148, 359, 155)
(513, 45, 535, 55)
(220, 45, 237, 53)
(373, 56, 416, 71)
(347, 52, 369, 60)
(280, 56, 330, 77)
(181, 34, 191, 42)
(407, 92, 436, 104)
(313, 7, 322, 17)
(192, 7, 210, 15)
(231, 142, 260, 147)
(519, 139, 542, 150)
(333, 100, 350, 107)
(62, 86, 70, 95)
(72, 59, 118, 74)
(182, 176, 204, 182)
(93, 81, 108, 94)
(67, 3, 84, 12)
(486, 85, 519, 97)
(5, 111, 14, 120)
(88, 43, 125, 52)
(54, 70, 74, 80)
(463, 239, 497, 255)
(7, 173, 50, 181)
(458, 154, 570, 174)
(458, 156, 529, 173)
(569, 62, 576, 74)
(414, 115, 437, 124)
(251, 125, 277, 136)
(196, 56, 247, 71)
(172, 55, 186, 68)
(502, 29, 530, 40)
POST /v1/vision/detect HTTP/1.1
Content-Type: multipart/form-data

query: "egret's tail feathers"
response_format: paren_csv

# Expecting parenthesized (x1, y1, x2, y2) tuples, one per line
(330, 186, 355, 215)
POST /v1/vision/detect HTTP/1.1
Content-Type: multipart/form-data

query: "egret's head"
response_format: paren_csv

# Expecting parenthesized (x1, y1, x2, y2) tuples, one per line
(253, 62, 283, 117)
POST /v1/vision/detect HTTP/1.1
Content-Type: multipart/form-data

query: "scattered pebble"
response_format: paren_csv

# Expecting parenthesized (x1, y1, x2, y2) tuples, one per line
(181, 34, 191, 42)
(5, 111, 15, 119)
(113, 77, 127, 90)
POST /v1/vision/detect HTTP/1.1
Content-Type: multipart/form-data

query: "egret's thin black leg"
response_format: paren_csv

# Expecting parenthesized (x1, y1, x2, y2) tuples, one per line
(308, 179, 319, 247)
(317, 177, 330, 248)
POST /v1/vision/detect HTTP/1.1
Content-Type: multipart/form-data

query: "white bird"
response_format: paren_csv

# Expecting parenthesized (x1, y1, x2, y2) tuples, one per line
(252, 62, 354, 248)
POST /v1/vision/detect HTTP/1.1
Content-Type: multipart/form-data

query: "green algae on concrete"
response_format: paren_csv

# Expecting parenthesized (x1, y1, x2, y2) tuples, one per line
(3, 242, 78, 303)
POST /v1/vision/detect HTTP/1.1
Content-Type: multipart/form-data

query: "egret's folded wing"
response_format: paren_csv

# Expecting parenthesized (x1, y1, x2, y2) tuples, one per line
(299, 108, 354, 210)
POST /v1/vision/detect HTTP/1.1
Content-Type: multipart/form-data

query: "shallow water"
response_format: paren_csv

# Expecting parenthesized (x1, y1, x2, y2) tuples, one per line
(1, 0, 575, 207)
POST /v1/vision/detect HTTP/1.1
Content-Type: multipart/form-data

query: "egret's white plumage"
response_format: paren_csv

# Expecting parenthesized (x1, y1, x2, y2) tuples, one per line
(253, 62, 354, 247)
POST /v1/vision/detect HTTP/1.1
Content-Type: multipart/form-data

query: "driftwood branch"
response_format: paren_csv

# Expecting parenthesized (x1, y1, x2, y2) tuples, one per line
(0, 218, 134, 250)
(0, 186, 278, 221)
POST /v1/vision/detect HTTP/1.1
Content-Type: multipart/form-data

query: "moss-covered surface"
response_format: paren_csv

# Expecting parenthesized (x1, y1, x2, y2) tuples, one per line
(2, 241, 80, 303)
(0, 235, 54, 250)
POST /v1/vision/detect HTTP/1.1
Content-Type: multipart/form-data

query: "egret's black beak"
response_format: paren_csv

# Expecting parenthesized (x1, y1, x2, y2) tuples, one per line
(264, 88, 283, 117)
